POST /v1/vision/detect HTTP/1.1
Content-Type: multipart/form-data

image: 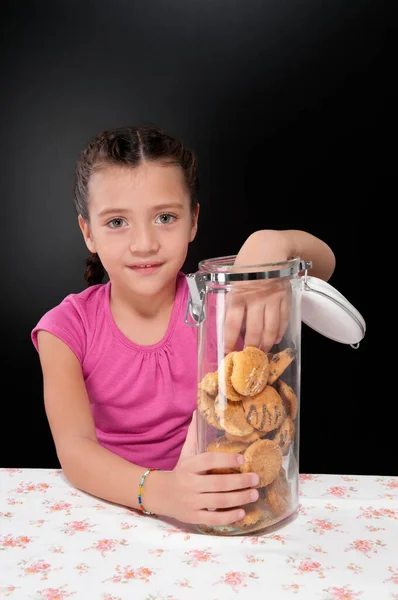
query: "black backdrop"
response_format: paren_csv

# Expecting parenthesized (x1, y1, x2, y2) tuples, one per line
(0, 1, 391, 474)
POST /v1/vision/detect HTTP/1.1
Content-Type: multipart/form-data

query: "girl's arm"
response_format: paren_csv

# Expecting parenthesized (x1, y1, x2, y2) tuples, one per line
(37, 331, 257, 524)
(235, 229, 336, 281)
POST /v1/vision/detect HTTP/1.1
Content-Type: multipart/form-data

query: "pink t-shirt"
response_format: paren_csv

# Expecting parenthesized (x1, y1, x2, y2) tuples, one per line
(31, 272, 198, 470)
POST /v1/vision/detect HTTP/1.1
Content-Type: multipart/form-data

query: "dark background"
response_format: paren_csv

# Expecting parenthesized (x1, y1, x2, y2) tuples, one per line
(0, 1, 392, 474)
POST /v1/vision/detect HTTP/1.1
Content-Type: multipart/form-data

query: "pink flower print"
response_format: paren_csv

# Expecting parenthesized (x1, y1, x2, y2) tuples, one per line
(62, 519, 96, 535)
(120, 521, 137, 530)
(241, 536, 267, 545)
(20, 559, 52, 580)
(298, 503, 316, 516)
(184, 548, 220, 567)
(83, 538, 128, 557)
(0, 586, 22, 597)
(105, 565, 155, 584)
(15, 482, 50, 494)
(358, 506, 398, 520)
(161, 526, 191, 538)
(148, 548, 167, 558)
(299, 474, 318, 481)
(2, 468, 23, 476)
(308, 519, 344, 535)
(102, 595, 122, 600)
(341, 476, 358, 482)
(29, 520, 47, 528)
(376, 477, 398, 489)
(282, 584, 302, 593)
(324, 504, 339, 512)
(214, 571, 258, 593)
(323, 486, 357, 498)
(384, 566, 398, 585)
(295, 559, 326, 579)
(43, 501, 73, 515)
(175, 578, 193, 588)
(75, 563, 90, 576)
(365, 525, 386, 533)
(0, 512, 13, 519)
(267, 534, 286, 544)
(6, 498, 23, 506)
(49, 546, 64, 554)
(0, 535, 32, 550)
(345, 539, 386, 558)
(246, 554, 264, 563)
(347, 563, 363, 575)
(33, 585, 76, 599)
(309, 545, 327, 554)
(323, 585, 363, 599)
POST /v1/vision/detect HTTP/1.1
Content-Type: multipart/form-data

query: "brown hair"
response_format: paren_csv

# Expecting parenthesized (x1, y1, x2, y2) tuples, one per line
(73, 125, 199, 286)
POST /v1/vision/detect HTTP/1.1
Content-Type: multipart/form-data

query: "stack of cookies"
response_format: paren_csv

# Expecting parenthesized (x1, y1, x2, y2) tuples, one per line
(197, 346, 298, 534)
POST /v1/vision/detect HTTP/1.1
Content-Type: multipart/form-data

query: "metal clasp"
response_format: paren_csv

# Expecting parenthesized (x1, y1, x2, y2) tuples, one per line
(300, 260, 312, 287)
(184, 273, 207, 326)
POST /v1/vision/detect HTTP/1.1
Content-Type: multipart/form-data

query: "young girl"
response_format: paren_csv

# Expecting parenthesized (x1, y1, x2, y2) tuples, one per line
(31, 125, 335, 527)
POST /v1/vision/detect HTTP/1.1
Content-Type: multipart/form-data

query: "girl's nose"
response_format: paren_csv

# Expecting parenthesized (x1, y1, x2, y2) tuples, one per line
(129, 227, 159, 254)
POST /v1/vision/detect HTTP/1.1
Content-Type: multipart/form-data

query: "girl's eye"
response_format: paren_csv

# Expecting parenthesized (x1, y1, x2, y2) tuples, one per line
(107, 218, 127, 228)
(156, 213, 176, 225)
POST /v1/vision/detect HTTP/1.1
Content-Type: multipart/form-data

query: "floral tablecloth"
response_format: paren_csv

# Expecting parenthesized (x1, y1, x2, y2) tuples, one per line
(0, 469, 397, 599)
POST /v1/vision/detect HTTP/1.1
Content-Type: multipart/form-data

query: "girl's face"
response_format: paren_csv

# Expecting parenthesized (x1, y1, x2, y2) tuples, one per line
(78, 162, 199, 297)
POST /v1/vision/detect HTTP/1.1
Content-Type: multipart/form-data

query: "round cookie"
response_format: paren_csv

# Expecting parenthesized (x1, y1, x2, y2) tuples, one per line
(273, 416, 295, 454)
(231, 346, 269, 396)
(218, 353, 244, 402)
(265, 468, 291, 516)
(242, 386, 286, 434)
(233, 503, 263, 528)
(199, 371, 219, 397)
(214, 395, 254, 437)
(268, 348, 296, 385)
(273, 378, 298, 420)
(225, 429, 262, 443)
(206, 436, 248, 474)
(197, 389, 223, 431)
(240, 438, 282, 488)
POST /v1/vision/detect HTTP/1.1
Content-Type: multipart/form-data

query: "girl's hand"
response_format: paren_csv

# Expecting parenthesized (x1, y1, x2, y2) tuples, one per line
(225, 230, 293, 353)
(158, 411, 259, 526)
(164, 452, 260, 526)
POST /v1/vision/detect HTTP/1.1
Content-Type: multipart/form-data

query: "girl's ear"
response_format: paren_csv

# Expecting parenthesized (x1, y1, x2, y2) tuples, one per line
(78, 215, 97, 253)
(189, 203, 200, 242)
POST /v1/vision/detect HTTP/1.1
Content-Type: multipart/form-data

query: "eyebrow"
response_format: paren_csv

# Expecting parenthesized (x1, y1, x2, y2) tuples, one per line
(98, 203, 185, 217)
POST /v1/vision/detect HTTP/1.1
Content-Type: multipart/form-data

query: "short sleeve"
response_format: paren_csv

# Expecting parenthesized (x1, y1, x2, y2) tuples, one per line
(31, 297, 87, 364)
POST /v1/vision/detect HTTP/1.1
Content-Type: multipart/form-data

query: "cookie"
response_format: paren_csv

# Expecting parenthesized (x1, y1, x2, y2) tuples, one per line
(199, 371, 218, 397)
(225, 429, 262, 444)
(206, 436, 248, 474)
(218, 353, 244, 402)
(268, 348, 296, 384)
(214, 395, 254, 437)
(233, 503, 263, 528)
(273, 416, 295, 454)
(265, 468, 291, 516)
(273, 378, 298, 420)
(242, 386, 286, 434)
(197, 389, 223, 430)
(231, 346, 269, 396)
(240, 438, 283, 488)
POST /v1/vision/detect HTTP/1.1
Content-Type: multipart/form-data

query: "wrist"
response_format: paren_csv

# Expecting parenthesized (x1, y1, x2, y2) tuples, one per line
(140, 469, 173, 517)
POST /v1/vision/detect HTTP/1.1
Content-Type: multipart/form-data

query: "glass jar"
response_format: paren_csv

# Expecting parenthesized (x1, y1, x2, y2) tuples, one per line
(185, 255, 365, 536)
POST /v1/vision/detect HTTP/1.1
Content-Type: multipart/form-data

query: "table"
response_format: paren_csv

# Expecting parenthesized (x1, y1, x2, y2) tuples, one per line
(1, 469, 397, 599)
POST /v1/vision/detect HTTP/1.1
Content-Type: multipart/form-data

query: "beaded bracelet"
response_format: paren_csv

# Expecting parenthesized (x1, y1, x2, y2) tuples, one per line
(138, 468, 159, 515)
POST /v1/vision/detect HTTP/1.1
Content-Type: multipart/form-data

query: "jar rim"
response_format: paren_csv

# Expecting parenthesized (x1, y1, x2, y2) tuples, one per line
(198, 254, 301, 274)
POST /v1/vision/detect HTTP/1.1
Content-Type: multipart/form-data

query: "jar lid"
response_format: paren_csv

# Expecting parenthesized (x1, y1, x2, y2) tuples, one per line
(301, 276, 366, 346)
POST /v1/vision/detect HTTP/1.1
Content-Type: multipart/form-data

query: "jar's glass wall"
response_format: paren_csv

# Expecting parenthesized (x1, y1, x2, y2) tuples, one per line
(196, 271, 302, 536)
